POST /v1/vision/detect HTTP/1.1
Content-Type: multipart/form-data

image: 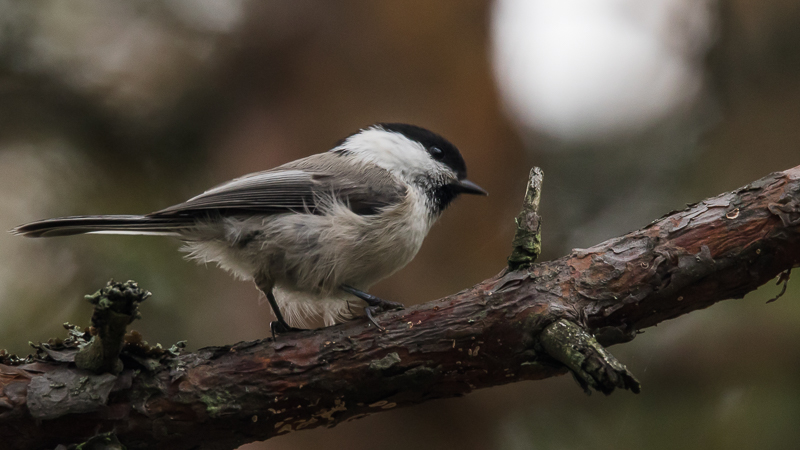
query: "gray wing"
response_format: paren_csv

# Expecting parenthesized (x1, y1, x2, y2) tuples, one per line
(148, 153, 406, 218)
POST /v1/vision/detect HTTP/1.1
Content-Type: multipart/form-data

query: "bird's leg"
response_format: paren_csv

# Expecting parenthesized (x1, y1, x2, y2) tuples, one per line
(340, 285, 404, 331)
(265, 290, 306, 338)
(255, 276, 304, 338)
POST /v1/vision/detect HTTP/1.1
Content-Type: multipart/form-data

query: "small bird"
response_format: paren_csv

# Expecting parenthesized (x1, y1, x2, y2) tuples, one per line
(12, 123, 487, 334)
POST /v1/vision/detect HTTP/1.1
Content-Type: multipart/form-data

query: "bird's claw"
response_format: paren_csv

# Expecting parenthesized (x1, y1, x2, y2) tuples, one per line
(340, 284, 405, 331)
(270, 320, 305, 340)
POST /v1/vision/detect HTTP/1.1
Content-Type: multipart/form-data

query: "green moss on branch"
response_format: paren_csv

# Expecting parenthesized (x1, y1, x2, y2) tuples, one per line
(539, 319, 641, 395)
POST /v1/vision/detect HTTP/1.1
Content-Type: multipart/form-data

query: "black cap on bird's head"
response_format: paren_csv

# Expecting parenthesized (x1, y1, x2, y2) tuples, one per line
(376, 123, 488, 197)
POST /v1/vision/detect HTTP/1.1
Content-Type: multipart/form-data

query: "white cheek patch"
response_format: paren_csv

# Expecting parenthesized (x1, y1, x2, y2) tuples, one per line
(338, 128, 442, 180)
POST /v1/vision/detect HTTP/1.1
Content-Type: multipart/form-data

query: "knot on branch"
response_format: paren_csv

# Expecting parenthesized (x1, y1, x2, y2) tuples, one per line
(74, 280, 150, 374)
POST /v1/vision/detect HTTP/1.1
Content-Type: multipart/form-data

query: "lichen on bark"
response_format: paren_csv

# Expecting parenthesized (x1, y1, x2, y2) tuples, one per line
(74, 280, 151, 374)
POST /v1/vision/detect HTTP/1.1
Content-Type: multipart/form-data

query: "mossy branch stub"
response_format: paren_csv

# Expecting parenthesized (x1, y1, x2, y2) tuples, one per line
(74, 280, 150, 374)
(508, 167, 543, 271)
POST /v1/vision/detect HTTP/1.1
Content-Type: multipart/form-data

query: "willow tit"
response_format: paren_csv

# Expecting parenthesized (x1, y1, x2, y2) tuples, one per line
(12, 123, 487, 334)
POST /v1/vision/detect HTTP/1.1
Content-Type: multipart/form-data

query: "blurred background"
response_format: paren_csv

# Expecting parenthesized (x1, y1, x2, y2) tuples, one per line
(1, 0, 799, 449)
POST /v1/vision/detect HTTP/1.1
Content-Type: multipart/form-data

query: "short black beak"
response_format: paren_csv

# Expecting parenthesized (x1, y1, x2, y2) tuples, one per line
(453, 179, 488, 196)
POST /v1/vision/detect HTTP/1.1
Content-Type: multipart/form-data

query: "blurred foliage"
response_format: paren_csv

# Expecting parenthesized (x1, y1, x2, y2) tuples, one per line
(0, 1, 798, 449)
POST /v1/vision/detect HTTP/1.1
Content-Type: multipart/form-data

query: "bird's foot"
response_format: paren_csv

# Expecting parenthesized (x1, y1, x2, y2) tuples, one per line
(341, 285, 404, 331)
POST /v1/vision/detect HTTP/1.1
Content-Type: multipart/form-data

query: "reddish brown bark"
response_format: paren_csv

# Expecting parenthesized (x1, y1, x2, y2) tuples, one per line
(1, 166, 799, 450)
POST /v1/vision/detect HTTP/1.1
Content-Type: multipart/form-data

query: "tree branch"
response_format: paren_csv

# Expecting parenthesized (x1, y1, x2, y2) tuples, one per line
(2, 165, 799, 450)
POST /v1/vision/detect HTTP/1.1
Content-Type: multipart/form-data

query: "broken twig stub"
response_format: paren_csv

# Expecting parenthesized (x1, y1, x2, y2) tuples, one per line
(74, 280, 150, 374)
(508, 167, 544, 271)
(539, 319, 641, 395)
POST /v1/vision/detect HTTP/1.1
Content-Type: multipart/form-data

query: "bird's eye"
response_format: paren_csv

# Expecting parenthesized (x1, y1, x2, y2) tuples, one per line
(430, 147, 444, 160)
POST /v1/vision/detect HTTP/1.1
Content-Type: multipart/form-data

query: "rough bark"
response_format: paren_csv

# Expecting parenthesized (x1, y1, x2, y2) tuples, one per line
(1, 165, 799, 450)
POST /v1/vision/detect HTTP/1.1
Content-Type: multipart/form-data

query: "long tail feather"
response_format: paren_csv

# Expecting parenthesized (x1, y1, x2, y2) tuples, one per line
(10, 215, 193, 238)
